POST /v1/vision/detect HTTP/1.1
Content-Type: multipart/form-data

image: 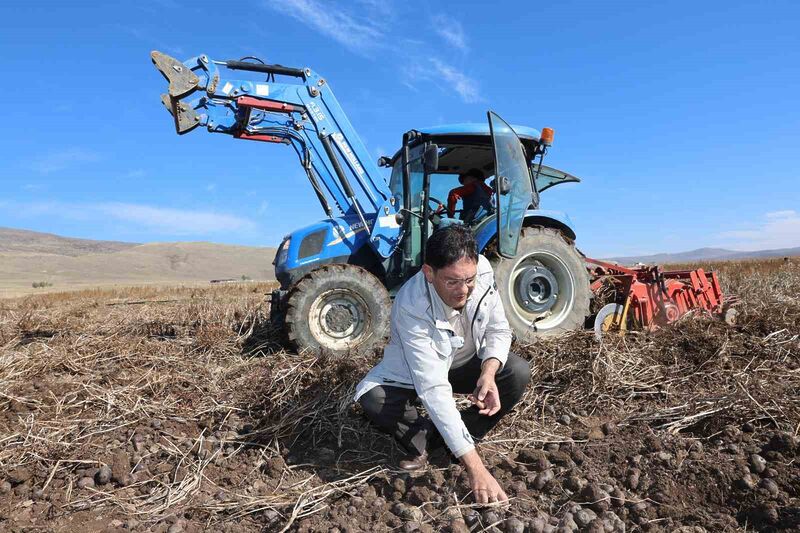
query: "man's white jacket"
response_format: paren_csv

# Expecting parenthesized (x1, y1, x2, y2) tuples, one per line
(354, 255, 513, 458)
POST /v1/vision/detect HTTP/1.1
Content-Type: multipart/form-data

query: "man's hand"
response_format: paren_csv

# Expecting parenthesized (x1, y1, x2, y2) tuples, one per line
(470, 359, 501, 416)
(461, 449, 508, 505)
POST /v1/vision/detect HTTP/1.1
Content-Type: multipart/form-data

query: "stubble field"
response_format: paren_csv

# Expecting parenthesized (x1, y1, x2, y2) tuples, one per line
(0, 258, 798, 532)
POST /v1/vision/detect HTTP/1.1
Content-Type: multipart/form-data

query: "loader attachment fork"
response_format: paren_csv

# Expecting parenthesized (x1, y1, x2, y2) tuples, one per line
(152, 51, 199, 98)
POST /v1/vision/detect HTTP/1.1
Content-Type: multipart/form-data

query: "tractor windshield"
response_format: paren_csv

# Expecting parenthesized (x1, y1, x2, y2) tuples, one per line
(489, 112, 533, 258)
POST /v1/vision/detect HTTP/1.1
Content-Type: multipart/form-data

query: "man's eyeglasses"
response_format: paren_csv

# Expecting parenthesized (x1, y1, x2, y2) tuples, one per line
(441, 275, 477, 289)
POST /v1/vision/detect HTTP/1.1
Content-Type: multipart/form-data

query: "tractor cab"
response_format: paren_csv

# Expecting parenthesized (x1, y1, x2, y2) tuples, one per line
(384, 112, 578, 289)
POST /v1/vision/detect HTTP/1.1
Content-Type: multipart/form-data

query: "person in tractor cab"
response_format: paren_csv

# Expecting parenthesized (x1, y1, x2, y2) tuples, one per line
(354, 225, 531, 505)
(447, 168, 494, 224)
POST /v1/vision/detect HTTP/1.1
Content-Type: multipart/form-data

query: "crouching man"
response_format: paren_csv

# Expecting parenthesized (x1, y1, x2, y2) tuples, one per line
(354, 225, 531, 504)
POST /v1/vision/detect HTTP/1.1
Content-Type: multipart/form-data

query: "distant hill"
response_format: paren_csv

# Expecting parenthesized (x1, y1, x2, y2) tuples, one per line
(609, 246, 800, 265)
(0, 227, 139, 256)
(0, 227, 277, 297)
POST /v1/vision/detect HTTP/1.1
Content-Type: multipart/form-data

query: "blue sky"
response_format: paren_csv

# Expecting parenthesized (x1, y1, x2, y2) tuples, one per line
(1, 0, 798, 256)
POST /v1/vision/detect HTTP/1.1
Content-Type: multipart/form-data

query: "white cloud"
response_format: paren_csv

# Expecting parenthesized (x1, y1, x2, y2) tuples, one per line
(431, 14, 468, 51)
(97, 203, 257, 235)
(3, 201, 257, 236)
(125, 169, 146, 179)
(402, 59, 482, 103)
(31, 148, 101, 174)
(355, 0, 393, 18)
(766, 210, 796, 220)
(263, 1, 482, 102)
(717, 210, 800, 250)
(264, 0, 385, 55)
(429, 59, 482, 103)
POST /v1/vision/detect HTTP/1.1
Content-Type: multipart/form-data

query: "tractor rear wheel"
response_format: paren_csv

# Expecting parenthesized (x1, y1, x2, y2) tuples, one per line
(284, 264, 391, 356)
(491, 226, 591, 341)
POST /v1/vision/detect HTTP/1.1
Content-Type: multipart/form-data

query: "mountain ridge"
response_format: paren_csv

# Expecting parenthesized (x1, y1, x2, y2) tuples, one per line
(608, 246, 800, 265)
(0, 226, 139, 256)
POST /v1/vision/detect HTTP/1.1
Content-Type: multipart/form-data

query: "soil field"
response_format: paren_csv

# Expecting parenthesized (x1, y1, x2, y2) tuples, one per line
(0, 259, 798, 532)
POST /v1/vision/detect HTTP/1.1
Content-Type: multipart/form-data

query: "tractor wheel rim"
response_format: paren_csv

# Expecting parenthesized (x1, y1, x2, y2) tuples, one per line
(309, 289, 369, 348)
(514, 265, 559, 313)
(507, 251, 575, 331)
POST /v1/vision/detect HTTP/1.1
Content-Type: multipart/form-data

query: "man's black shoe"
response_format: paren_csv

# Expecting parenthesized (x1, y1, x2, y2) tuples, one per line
(398, 451, 428, 471)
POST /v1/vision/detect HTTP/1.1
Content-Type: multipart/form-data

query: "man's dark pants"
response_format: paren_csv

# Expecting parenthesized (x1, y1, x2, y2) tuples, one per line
(358, 353, 531, 456)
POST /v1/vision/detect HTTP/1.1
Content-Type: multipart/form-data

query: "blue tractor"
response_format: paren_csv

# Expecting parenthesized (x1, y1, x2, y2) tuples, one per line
(152, 51, 590, 355)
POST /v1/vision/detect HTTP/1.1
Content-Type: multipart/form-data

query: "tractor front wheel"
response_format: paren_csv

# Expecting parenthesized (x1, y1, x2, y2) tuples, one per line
(491, 226, 591, 341)
(284, 264, 391, 356)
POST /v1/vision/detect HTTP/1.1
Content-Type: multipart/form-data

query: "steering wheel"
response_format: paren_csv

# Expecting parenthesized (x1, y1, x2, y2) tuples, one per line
(428, 196, 446, 215)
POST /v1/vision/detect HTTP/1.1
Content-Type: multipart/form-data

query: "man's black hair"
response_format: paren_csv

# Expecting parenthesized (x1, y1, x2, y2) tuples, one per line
(425, 224, 479, 269)
(458, 167, 485, 184)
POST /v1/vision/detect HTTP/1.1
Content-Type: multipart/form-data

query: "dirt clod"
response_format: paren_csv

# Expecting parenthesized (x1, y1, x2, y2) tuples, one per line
(482, 509, 501, 526)
(578, 484, 610, 513)
(749, 453, 767, 473)
(574, 508, 597, 528)
(504, 517, 524, 533)
(95, 464, 112, 485)
(759, 478, 780, 497)
(533, 469, 554, 490)
(625, 469, 640, 490)
(735, 473, 757, 490)
(564, 474, 585, 492)
(76, 476, 95, 489)
(7, 467, 32, 485)
(393, 502, 422, 522)
(449, 518, 470, 533)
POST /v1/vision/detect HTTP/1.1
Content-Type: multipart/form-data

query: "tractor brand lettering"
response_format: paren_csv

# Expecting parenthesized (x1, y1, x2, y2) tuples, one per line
(307, 101, 326, 122)
(255, 84, 270, 96)
(349, 220, 372, 231)
(332, 133, 365, 177)
(221, 82, 233, 95)
(327, 221, 371, 247)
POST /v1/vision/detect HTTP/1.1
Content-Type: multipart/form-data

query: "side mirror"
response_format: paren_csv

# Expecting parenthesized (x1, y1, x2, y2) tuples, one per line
(423, 143, 439, 173)
(377, 156, 392, 168)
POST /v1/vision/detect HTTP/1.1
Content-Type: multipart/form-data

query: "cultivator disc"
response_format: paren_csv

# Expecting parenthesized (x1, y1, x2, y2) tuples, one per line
(594, 303, 625, 339)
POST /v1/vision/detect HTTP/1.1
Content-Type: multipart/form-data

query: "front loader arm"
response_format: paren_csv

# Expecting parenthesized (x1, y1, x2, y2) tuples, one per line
(151, 51, 401, 258)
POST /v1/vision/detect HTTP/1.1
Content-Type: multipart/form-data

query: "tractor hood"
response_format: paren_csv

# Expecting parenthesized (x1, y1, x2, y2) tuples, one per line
(273, 214, 375, 287)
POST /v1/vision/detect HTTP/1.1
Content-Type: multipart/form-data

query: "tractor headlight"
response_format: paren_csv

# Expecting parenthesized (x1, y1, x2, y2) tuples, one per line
(275, 237, 291, 267)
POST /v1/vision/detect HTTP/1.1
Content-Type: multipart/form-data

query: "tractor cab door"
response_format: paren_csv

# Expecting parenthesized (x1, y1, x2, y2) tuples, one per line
(489, 112, 534, 258)
(404, 142, 427, 268)
(385, 140, 427, 290)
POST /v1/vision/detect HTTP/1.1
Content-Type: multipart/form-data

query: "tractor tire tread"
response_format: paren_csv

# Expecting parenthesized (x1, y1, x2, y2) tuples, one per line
(284, 264, 391, 356)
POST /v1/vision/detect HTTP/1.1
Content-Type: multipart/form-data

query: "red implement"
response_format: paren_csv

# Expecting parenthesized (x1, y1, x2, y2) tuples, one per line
(585, 257, 730, 337)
